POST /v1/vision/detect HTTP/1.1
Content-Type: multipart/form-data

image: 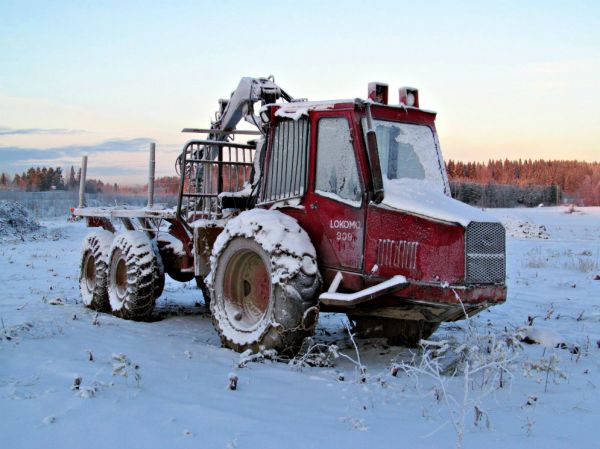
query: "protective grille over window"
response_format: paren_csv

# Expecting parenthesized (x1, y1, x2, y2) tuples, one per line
(260, 119, 310, 203)
(465, 222, 506, 284)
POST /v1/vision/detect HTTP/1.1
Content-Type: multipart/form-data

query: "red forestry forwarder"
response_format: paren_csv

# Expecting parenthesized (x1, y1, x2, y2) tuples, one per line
(73, 77, 507, 353)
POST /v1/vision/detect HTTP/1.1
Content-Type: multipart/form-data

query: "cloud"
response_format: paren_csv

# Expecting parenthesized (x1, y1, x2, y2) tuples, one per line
(0, 126, 87, 136)
(0, 137, 154, 166)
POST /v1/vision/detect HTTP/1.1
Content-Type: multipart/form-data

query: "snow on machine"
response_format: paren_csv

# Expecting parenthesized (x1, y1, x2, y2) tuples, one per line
(73, 77, 507, 353)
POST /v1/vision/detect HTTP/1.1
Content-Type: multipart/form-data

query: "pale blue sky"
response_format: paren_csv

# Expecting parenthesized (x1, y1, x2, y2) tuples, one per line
(1, 0, 598, 183)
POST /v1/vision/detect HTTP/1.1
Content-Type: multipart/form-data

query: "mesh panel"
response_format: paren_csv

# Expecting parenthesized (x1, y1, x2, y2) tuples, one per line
(260, 119, 310, 203)
(178, 141, 254, 221)
(466, 222, 506, 284)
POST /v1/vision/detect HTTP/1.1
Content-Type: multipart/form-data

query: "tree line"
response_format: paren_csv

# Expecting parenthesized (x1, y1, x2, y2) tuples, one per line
(0, 166, 180, 195)
(0, 166, 120, 194)
(447, 159, 600, 206)
(2, 159, 599, 206)
(2, 167, 68, 191)
(450, 181, 560, 208)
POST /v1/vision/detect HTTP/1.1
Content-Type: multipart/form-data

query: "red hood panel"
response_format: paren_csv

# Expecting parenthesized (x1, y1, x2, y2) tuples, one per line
(365, 204, 465, 284)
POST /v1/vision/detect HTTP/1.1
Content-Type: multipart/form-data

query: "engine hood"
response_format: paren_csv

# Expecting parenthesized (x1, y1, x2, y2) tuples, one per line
(380, 179, 494, 227)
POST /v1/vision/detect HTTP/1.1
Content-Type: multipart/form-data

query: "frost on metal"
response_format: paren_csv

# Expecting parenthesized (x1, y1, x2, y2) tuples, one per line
(357, 119, 495, 226)
(381, 178, 493, 226)
(268, 197, 304, 210)
(274, 107, 309, 121)
(206, 209, 317, 289)
(218, 182, 253, 200)
(314, 189, 361, 208)
(271, 99, 344, 120)
(157, 232, 186, 257)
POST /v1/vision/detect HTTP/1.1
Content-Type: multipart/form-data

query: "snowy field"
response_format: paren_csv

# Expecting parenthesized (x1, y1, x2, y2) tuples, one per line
(1, 205, 599, 449)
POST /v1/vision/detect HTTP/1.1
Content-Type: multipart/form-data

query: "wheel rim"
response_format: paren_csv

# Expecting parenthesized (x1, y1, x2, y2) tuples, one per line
(223, 249, 271, 330)
(112, 249, 128, 303)
(83, 252, 96, 292)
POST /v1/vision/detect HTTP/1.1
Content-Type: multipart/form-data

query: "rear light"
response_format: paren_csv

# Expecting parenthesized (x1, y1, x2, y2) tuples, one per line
(399, 87, 419, 108)
(368, 82, 388, 105)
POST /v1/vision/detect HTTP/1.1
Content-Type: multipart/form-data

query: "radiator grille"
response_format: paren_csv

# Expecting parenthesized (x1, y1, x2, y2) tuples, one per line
(377, 239, 418, 271)
(465, 222, 506, 284)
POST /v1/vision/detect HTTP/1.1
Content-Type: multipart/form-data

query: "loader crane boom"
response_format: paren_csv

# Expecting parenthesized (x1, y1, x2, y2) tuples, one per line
(209, 76, 292, 139)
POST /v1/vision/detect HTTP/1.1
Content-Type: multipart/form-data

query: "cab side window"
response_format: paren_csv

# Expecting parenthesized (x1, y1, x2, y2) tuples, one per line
(315, 117, 361, 205)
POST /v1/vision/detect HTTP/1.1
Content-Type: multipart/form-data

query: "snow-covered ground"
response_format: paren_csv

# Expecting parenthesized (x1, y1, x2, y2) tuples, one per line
(1, 206, 599, 449)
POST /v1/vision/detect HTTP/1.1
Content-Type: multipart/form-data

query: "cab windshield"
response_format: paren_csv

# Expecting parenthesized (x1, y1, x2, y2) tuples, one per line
(364, 119, 448, 194)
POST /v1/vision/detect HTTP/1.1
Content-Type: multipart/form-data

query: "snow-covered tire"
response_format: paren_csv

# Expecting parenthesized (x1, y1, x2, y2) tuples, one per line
(107, 231, 163, 320)
(208, 210, 321, 354)
(79, 229, 114, 311)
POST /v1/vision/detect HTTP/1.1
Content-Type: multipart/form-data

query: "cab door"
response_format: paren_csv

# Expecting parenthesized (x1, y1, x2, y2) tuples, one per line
(303, 112, 366, 271)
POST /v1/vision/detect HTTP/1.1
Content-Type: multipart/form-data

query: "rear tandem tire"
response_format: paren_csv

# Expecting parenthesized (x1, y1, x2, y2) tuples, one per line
(107, 231, 163, 320)
(210, 237, 321, 355)
(79, 230, 114, 311)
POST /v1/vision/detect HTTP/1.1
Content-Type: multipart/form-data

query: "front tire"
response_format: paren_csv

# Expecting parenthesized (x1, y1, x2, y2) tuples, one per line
(107, 231, 163, 320)
(210, 237, 320, 354)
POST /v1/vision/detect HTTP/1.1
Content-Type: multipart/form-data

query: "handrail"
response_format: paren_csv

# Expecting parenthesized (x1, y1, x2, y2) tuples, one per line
(183, 139, 256, 149)
(176, 139, 255, 227)
(182, 128, 261, 136)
